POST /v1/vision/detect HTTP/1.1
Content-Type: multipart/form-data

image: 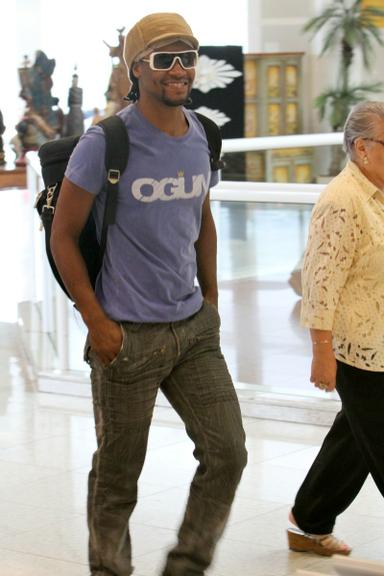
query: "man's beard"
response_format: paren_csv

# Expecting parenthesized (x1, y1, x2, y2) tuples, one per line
(161, 86, 193, 107)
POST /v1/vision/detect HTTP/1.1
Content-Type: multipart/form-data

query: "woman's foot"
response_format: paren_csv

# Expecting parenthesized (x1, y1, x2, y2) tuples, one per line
(287, 510, 352, 557)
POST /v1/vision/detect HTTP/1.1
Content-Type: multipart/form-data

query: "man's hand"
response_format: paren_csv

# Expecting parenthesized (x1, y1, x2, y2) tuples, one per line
(204, 293, 218, 310)
(88, 317, 123, 366)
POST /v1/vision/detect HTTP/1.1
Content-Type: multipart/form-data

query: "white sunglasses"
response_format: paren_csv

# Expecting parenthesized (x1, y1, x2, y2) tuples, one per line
(141, 50, 198, 71)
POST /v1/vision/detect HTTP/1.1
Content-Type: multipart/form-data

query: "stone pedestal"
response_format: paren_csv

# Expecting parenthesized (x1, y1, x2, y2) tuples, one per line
(0, 162, 27, 188)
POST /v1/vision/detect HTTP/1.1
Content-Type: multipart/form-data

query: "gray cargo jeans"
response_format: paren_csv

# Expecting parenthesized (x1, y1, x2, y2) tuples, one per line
(85, 301, 247, 576)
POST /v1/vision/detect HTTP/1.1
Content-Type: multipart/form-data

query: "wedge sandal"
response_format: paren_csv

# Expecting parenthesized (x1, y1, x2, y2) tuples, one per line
(287, 527, 352, 557)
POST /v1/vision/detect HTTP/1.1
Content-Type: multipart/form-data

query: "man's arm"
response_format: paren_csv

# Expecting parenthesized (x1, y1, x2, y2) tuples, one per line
(195, 193, 218, 308)
(50, 176, 122, 364)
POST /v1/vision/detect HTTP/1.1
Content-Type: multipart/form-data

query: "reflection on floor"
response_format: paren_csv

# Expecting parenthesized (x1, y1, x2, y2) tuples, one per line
(1, 323, 383, 576)
(4, 185, 340, 423)
(213, 201, 313, 390)
(8, 185, 317, 394)
(1, 188, 383, 575)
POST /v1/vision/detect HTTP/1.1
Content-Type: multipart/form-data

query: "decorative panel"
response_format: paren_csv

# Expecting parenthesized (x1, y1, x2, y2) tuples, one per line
(267, 103, 281, 135)
(245, 152, 265, 181)
(285, 65, 298, 98)
(243, 52, 312, 183)
(286, 102, 298, 134)
(245, 102, 258, 138)
(272, 165, 290, 182)
(295, 163, 312, 183)
(361, 0, 384, 27)
(267, 65, 281, 98)
(244, 59, 257, 98)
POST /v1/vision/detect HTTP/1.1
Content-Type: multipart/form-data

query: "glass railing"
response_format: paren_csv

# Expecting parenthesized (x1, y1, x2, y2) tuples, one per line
(220, 131, 344, 184)
(24, 133, 344, 423)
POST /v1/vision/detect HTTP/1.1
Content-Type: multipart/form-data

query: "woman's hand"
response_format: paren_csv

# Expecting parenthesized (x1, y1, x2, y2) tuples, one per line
(311, 344, 337, 392)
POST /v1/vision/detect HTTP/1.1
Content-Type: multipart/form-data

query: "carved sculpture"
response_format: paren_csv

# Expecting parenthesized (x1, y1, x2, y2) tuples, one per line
(104, 27, 131, 116)
(64, 69, 84, 136)
(14, 51, 63, 166)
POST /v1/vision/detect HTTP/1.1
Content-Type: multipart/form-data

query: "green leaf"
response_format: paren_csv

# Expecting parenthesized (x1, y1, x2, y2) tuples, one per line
(303, 0, 384, 131)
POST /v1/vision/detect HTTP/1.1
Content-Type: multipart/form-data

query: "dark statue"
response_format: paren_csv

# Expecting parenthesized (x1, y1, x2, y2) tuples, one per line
(14, 51, 64, 166)
(64, 69, 84, 137)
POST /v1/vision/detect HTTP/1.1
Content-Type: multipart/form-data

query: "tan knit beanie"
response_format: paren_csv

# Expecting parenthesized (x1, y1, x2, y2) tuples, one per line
(123, 12, 199, 74)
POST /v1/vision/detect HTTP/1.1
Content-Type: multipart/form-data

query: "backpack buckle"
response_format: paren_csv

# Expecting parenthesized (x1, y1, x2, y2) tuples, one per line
(108, 169, 120, 184)
(41, 184, 57, 214)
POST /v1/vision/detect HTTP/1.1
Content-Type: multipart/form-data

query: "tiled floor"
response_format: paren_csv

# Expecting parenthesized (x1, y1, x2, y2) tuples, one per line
(1, 328, 384, 576)
(0, 186, 383, 575)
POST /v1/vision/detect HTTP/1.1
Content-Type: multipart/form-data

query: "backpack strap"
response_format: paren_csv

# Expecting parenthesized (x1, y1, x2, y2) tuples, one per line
(195, 112, 224, 171)
(97, 115, 130, 260)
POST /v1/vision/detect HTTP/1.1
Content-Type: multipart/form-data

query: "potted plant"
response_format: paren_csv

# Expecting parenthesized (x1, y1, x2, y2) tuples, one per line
(304, 0, 384, 171)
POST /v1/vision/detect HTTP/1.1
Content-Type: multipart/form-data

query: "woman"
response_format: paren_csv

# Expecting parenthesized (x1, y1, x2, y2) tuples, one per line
(287, 101, 384, 556)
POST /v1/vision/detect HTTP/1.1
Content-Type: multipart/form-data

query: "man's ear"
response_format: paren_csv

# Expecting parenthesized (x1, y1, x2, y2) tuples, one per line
(131, 62, 141, 79)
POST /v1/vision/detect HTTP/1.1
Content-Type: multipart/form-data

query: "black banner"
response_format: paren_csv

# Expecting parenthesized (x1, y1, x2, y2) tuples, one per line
(190, 45, 244, 139)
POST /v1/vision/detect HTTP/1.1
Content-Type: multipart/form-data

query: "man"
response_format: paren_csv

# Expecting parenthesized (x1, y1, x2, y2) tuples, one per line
(51, 12, 247, 576)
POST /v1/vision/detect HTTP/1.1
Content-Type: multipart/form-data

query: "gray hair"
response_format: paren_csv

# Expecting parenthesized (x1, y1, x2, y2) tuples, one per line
(343, 101, 384, 158)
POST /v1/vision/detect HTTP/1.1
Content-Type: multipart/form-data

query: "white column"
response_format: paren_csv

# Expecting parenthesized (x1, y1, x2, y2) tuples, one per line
(0, 2, 19, 149)
(247, 0, 262, 52)
(56, 289, 69, 371)
(15, 0, 43, 58)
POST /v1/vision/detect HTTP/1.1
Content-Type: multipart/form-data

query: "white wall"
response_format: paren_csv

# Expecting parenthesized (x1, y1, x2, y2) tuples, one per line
(1, 1, 22, 147)
(1, 0, 248, 150)
(2, 0, 384, 153)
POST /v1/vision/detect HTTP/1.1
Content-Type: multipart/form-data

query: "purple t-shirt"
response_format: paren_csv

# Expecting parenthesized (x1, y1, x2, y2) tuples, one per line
(65, 104, 219, 322)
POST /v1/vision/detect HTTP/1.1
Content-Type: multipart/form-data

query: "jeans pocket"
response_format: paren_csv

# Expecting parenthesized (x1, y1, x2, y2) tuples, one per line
(204, 300, 221, 329)
(83, 334, 92, 364)
(107, 323, 126, 367)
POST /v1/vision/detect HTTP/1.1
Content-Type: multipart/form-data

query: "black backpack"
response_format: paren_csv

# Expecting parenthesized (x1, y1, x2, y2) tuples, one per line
(35, 112, 222, 300)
